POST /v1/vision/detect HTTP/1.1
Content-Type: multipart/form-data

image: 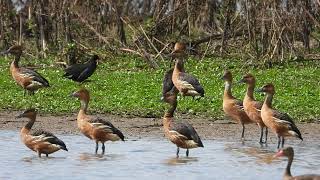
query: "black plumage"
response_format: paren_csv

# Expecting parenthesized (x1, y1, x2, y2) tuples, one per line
(273, 111, 303, 140)
(63, 55, 99, 83)
(162, 68, 179, 97)
(31, 130, 68, 151)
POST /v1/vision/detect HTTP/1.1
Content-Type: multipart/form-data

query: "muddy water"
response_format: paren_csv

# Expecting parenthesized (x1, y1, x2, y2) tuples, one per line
(0, 130, 319, 180)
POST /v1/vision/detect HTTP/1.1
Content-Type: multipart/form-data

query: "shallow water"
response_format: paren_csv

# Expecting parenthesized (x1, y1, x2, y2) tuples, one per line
(0, 130, 319, 180)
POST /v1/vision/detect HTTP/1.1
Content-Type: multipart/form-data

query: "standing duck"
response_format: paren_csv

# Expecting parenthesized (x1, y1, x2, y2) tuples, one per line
(71, 88, 124, 154)
(239, 74, 268, 143)
(162, 89, 204, 157)
(1, 45, 50, 95)
(16, 108, 68, 157)
(162, 68, 179, 100)
(63, 54, 99, 83)
(275, 147, 320, 180)
(257, 83, 303, 148)
(171, 43, 204, 98)
(221, 70, 253, 140)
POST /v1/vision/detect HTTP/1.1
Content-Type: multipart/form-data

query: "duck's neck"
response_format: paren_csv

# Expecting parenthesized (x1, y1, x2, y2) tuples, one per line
(224, 81, 233, 98)
(21, 116, 36, 134)
(245, 83, 255, 100)
(79, 99, 88, 114)
(163, 102, 177, 130)
(284, 154, 293, 178)
(263, 93, 273, 108)
(174, 59, 184, 73)
(12, 55, 21, 68)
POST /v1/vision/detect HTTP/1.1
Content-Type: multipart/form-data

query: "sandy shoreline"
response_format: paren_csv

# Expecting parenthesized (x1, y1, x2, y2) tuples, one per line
(1, 111, 319, 143)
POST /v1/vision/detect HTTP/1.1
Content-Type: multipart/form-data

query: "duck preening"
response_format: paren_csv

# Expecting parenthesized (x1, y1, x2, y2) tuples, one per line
(257, 83, 302, 148)
(1, 45, 50, 95)
(221, 70, 253, 141)
(239, 74, 268, 144)
(162, 89, 204, 157)
(71, 88, 124, 154)
(63, 54, 99, 83)
(16, 109, 68, 157)
(275, 147, 320, 180)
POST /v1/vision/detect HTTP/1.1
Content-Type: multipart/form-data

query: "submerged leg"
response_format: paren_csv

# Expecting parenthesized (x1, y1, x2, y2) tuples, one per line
(281, 137, 285, 148)
(241, 124, 245, 140)
(46, 154, 48, 157)
(102, 142, 105, 155)
(176, 147, 180, 158)
(38, 151, 41, 158)
(95, 141, 99, 154)
(186, 149, 189, 157)
(265, 128, 268, 143)
(259, 126, 264, 144)
(277, 135, 281, 149)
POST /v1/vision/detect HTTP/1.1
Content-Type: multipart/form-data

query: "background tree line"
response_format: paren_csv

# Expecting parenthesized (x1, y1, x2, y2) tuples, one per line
(1, 0, 320, 67)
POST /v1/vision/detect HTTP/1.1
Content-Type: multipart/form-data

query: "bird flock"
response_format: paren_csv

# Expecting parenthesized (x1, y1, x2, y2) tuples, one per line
(1, 43, 319, 179)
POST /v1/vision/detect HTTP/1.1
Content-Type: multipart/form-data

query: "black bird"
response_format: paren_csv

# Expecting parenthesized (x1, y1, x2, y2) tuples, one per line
(63, 55, 99, 83)
(162, 68, 179, 99)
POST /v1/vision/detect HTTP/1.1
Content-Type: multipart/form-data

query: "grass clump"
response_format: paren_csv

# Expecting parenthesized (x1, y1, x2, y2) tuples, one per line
(0, 54, 319, 122)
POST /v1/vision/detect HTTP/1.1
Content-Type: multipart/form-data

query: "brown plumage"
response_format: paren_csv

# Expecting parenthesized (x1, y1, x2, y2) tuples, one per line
(71, 88, 124, 154)
(162, 89, 204, 157)
(275, 147, 320, 180)
(1, 45, 49, 95)
(221, 70, 253, 140)
(17, 109, 68, 157)
(257, 83, 302, 148)
(239, 73, 268, 143)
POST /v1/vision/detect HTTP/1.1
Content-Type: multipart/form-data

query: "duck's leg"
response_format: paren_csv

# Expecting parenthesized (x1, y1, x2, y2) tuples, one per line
(176, 147, 180, 158)
(186, 149, 189, 157)
(46, 154, 48, 157)
(102, 142, 105, 155)
(281, 137, 285, 148)
(259, 126, 264, 144)
(95, 141, 99, 154)
(277, 135, 281, 149)
(264, 128, 268, 143)
(241, 123, 245, 141)
(38, 151, 41, 158)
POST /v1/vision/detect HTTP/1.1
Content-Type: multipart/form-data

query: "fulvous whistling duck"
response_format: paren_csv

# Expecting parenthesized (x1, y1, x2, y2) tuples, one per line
(257, 83, 303, 148)
(275, 147, 320, 180)
(63, 54, 99, 83)
(239, 73, 268, 143)
(71, 88, 124, 154)
(162, 89, 204, 157)
(16, 109, 68, 157)
(221, 70, 253, 140)
(1, 45, 50, 95)
(171, 43, 204, 98)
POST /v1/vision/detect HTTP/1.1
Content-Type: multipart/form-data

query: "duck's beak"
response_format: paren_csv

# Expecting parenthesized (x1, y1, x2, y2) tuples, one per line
(255, 88, 264, 93)
(69, 92, 78, 97)
(15, 113, 24, 119)
(237, 78, 245, 84)
(0, 49, 9, 55)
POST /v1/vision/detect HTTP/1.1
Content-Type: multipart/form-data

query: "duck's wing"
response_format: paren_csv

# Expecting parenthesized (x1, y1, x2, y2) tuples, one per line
(31, 130, 68, 151)
(162, 68, 175, 96)
(76, 62, 97, 82)
(63, 63, 87, 79)
(171, 122, 204, 147)
(89, 118, 125, 141)
(235, 99, 245, 111)
(20, 68, 50, 87)
(272, 110, 303, 140)
(178, 72, 204, 96)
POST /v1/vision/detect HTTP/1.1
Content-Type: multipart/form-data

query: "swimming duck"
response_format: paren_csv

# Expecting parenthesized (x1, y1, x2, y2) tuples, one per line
(1, 45, 50, 95)
(239, 73, 268, 143)
(221, 70, 253, 140)
(63, 54, 99, 83)
(71, 88, 124, 154)
(257, 83, 302, 148)
(162, 89, 204, 157)
(275, 147, 320, 180)
(17, 108, 68, 157)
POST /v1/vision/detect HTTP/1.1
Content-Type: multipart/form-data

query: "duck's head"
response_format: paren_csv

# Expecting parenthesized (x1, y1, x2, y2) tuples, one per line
(1, 45, 24, 57)
(170, 42, 187, 59)
(238, 73, 256, 85)
(274, 147, 294, 158)
(256, 83, 275, 95)
(221, 70, 233, 82)
(16, 108, 37, 119)
(91, 54, 100, 62)
(71, 88, 90, 102)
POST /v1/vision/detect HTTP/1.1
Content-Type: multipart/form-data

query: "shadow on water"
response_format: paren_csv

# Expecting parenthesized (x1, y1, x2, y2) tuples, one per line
(78, 152, 124, 162)
(164, 156, 198, 166)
